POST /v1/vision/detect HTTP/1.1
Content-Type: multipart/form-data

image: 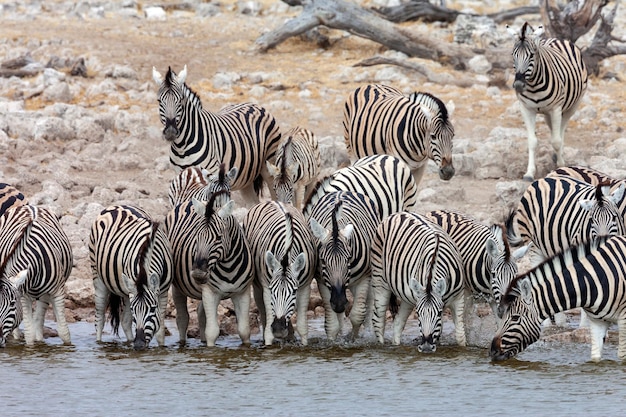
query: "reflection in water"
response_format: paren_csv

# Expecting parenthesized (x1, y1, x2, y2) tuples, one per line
(0, 319, 623, 417)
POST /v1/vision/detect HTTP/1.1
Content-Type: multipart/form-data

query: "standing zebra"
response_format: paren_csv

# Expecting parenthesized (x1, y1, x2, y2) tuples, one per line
(425, 210, 529, 313)
(164, 191, 253, 346)
(0, 204, 72, 346)
(343, 84, 455, 187)
(242, 201, 316, 346)
(153, 65, 282, 204)
(491, 235, 626, 362)
(167, 163, 237, 208)
(303, 154, 418, 220)
(508, 22, 588, 181)
(308, 191, 381, 341)
(370, 211, 465, 352)
(90, 205, 172, 350)
(266, 126, 321, 210)
(0, 183, 27, 217)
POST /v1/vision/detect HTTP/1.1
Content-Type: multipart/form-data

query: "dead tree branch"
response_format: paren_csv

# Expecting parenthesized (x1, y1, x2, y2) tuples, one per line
(541, 0, 608, 42)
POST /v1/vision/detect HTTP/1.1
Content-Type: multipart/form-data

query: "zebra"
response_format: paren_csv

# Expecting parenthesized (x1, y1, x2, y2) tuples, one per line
(164, 191, 253, 346)
(507, 22, 588, 181)
(491, 235, 626, 362)
(266, 126, 321, 209)
(0, 183, 27, 217)
(425, 210, 529, 313)
(308, 191, 381, 341)
(343, 83, 455, 187)
(242, 201, 316, 346)
(0, 204, 72, 346)
(89, 205, 172, 350)
(153, 65, 282, 204)
(303, 154, 418, 220)
(370, 211, 465, 352)
(167, 163, 237, 208)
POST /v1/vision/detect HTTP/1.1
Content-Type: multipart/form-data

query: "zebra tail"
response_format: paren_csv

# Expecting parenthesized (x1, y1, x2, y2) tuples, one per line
(108, 294, 123, 336)
(253, 174, 264, 198)
(389, 293, 399, 318)
(505, 209, 523, 247)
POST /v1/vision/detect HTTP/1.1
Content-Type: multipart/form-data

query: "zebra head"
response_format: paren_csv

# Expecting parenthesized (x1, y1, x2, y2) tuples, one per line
(491, 276, 540, 361)
(266, 137, 298, 205)
(486, 224, 530, 306)
(579, 183, 626, 239)
(153, 65, 187, 142)
(201, 164, 237, 205)
(0, 270, 26, 348)
(309, 202, 354, 314)
(190, 192, 234, 284)
(508, 22, 544, 93)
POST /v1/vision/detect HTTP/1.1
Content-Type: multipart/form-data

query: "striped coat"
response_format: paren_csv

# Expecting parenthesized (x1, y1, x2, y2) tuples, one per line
(0, 183, 27, 217)
(168, 163, 237, 208)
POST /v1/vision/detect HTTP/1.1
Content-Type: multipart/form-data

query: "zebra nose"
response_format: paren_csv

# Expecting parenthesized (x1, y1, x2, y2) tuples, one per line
(133, 328, 148, 350)
(417, 334, 437, 353)
(163, 119, 179, 141)
(513, 73, 526, 92)
(439, 163, 455, 181)
(271, 317, 290, 340)
(330, 284, 348, 314)
(490, 336, 503, 360)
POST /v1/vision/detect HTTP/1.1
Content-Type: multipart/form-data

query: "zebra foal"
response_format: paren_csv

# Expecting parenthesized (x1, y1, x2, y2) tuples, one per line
(343, 84, 455, 187)
(153, 65, 282, 204)
(370, 211, 465, 352)
(164, 191, 253, 346)
(242, 201, 316, 346)
(308, 191, 381, 341)
(266, 126, 321, 210)
(89, 205, 172, 349)
(0, 204, 72, 346)
(491, 235, 626, 362)
(508, 22, 588, 181)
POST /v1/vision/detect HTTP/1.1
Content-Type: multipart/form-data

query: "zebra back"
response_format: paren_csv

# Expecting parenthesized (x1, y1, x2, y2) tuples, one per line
(343, 84, 455, 183)
(303, 154, 418, 220)
(153, 65, 281, 196)
(167, 163, 236, 208)
(0, 183, 27, 218)
(266, 126, 321, 209)
(492, 235, 626, 362)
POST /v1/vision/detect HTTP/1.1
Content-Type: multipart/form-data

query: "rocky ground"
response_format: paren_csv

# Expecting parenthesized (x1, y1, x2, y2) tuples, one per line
(1, 0, 625, 344)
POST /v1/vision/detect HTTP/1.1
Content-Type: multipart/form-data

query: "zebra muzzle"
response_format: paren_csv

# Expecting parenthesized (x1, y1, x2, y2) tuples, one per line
(133, 328, 149, 350)
(513, 74, 526, 93)
(439, 163, 455, 181)
(162, 120, 179, 142)
(330, 284, 348, 314)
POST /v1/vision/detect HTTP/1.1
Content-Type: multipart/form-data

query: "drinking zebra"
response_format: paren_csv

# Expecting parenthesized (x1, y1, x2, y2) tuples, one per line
(153, 65, 282, 204)
(343, 83, 455, 187)
(0, 183, 27, 217)
(507, 22, 588, 181)
(89, 205, 172, 349)
(425, 210, 529, 313)
(303, 154, 418, 220)
(0, 204, 72, 346)
(242, 201, 316, 346)
(308, 191, 381, 341)
(491, 235, 626, 362)
(266, 126, 321, 210)
(167, 163, 237, 208)
(370, 211, 465, 352)
(164, 191, 253, 346)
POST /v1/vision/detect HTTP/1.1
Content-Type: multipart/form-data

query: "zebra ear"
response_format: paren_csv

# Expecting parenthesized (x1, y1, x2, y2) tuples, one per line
(533, 25, 544, 37)
(292, 252, 306, 277)
(518, 277, 533, 304)
(409, 277, 425, 295)
(266, 161, 280, 178)
(218, 200, 235, 218)
(485, 237, 501, 259)
(152, 67, 163, 84)
(9, 269, 28, 289)
(610, 184, 626, 205)
(227, 167, 238, 182)
(523, 22, 535, 38)
(123, 274, 138, 296)
(191, 198, 207, 217)
(287, 163, 299, 178)
(506, 24, 518, 38)
(265, 251, 279, 274)
(512, 244, 530, 261)
(309, 218, 330, 242)
(432, 278, 447, 297)
(147, 273, 160, 293)
(177, 65, 187, 84)
(341, 223, 354, 241)
(578, 198, 595, 212)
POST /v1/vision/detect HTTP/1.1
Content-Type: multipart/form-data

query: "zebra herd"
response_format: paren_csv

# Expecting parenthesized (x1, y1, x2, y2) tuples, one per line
(1, 22, 625, 363)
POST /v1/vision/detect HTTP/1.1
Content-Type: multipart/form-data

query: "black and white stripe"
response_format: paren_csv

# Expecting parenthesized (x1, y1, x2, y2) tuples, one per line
(370, 211, 465, 352)
(343, 83, 455, 186)
(164, 191, 253, 346)
(153, 65, 282, 204)
(0, 204, 72, 346)
(242, 201, 316, 346)
(266, 126, 321, 209)
(89, 205, 172, 349)
(508, 22, 588, 180)
(167, 163, 237, 208)
(0, 183, 27, 217)
(308, 191, 381, 341)
(491, 235, 626, 362)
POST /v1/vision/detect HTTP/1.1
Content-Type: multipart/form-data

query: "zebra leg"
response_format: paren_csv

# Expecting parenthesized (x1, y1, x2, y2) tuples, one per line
(519, 105, 538, 181)
(295, 284, 311, 346)
(21, 294, 35, 345)
(155, 291, 168, 347)
(392, 301, 413, 346)
(33, 299, 48, 342)
(618, 317, 626, 361)
(51, 294, 71, 344)
(121, 296, 133, 343)
(200, 286, 221, 347)
(448, 294, 467, 347)
(319, 282, 341, 341)
(547, 108, 565, 166)
(348, 278, 370, 340)
(410, 164, 428, 189)
(371, 282, 391, 344)
(94, 277, 109, 342)
(588, 316, 610, 362)
(197, 302, 206, 343)
(171, 286, 189, 344)
(262, 286, 275, 346)
(231, 288, 251, 346)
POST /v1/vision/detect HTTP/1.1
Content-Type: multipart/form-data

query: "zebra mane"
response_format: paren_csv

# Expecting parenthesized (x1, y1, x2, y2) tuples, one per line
(330, 200, 343, 248)
(136, 221, 159, 297)
(277, 136, 294, 179)
(520, 22, 530, 41)
(203, 189, 230, 220)
(281, 212, 295, 271)
(164, 66, 203, 111)
(491, 224, 511, 261)
(426, 234, 440, 295)
(302, 174, 333, 211)
(164, 67, 175, 88)
(595, 182, 612, 207)
(504, 209, 523, 247)
(410, 92, 449, 124)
